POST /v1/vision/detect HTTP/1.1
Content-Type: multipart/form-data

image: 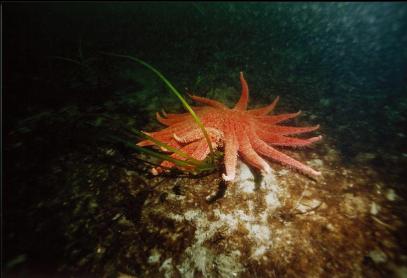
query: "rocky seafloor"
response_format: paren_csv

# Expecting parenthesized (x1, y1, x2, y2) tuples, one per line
(103, 140, 406, 278)
(11, 131, 400, 277)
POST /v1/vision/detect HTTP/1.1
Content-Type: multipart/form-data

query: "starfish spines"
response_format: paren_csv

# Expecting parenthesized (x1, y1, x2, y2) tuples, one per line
(139, 72, 321, 180)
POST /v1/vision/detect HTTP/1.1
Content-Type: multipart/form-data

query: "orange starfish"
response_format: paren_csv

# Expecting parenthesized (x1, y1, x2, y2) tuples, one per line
(138, 72, 322, 181)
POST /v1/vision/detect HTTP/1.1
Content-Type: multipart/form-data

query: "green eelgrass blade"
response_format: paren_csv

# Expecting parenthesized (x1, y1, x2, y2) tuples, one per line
(109, 135, 198, 169)
(85, 113, 215, 172)
(100, 52, 214, 155)
(125, 129, 215, 172)
(128, 127, 202, 166)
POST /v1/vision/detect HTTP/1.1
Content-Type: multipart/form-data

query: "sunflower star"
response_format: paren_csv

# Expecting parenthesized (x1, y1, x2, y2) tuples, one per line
(138, 72, 322, 181)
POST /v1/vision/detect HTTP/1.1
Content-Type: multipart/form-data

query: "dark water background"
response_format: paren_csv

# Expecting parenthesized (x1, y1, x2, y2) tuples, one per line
(3, 2, 407, 276)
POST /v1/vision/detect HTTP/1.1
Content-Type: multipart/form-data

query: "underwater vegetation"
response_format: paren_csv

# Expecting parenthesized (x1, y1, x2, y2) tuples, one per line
(102, 53, 221, 176)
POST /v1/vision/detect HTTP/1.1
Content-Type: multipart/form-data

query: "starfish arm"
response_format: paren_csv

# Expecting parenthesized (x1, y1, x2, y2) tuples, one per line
(138, 133, 171, 146)
(146, 121, 197, 140)
(137, 126, 190, 149)
(250, 135, 321, 176)
(255, 111, 301, 124)
(156, 112, 174, 126)
(136, 140, 153, 147)
(258, 132, 322, 147)
(234, 72, 249, 111)
(191, 138, 211, 161)
(164, 111, 195, 119)
(222, 125, 239, 181)
(238, 130, 271, 174)
(174, 127, 223, 145)
(258, 124, 320, 136)
(161, 109, 168, 117)
(163, 113, 191, 121)
(189, 94, 227, 109)
(137, 132, 155, 146)
(160, 109, 204, 126)
(159, 138, 183, 152)
(157, 111, 197, 126)
(173, 128, 203, 144)
(248, 96, 280, 116)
